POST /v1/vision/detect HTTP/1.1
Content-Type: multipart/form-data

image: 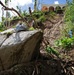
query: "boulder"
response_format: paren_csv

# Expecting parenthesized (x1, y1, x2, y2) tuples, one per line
(0, 28, 15, 35)
(0, 30, 43, 71)
(0, 35, 7, 46)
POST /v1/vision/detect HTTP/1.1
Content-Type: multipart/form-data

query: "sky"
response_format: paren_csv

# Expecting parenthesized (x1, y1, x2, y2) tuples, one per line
(0, 0, 66, 22)
(42, 0, 66, 4)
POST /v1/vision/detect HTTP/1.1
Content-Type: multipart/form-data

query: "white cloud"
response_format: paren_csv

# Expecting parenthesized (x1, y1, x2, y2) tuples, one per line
(16, 0, 33, 6)
(54, 1, 59, 4)
(0, 0, 33, 22)
(9, 0, 33, 8)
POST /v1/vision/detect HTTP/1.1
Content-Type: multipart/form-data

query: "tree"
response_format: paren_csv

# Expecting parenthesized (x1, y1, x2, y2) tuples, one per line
(34, 0, 37, 11)
(1, 7, 4, 21)
(64, 0, 74, 34)
(5, 0, 11, 26)
(66, 0, 74, 5)
(16, 6, 22, 14)
(0, 1, 30, 27)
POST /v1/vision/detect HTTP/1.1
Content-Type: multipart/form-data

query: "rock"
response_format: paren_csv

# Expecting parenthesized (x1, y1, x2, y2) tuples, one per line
(15, 23, 28, 32)
(0, 28, 15, 35)
(0, 35, 7, 46)
(0, 60, 65, 75)
(0, 30, 43, 71)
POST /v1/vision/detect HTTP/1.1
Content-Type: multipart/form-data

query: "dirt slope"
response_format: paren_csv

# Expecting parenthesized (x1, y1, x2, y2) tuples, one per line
(40, 14, 74, 75)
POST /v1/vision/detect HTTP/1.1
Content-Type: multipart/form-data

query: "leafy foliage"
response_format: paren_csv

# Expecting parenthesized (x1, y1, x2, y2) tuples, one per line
(5, 0, 11, 4)
(32, 11, 44, 19)
(65, 5, 74, 23)
(46, 46, 59, 57)
(55, 37, 74, 50)
(0, 22, 5, 31)
(38, 15, 46, 22)
(29, 27, 35, 31)
(49, 11, 56, 18)
(22, 10, 29, 16)
(55, 6, 61, 11)
(32, 11, 46, 23)
(16, 6, 22, 14)
(12, 16, 20, 20)
(64, 0, 74, 34)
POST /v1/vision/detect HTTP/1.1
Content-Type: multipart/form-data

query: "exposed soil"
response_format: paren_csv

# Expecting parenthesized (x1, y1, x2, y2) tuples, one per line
(40, 14, 74, 75)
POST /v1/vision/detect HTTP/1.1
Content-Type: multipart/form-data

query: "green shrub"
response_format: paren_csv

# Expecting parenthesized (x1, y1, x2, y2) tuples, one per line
(38, 15, 46, 22)
(12, 16, 20, 20)
(0, 22, 5, 31)
(46, 45, 59, 57)
(32, 11, 44, 19)
(29, 27, 35, 31)
(22, 10, 29, 16)
(55, 36, 74, 50)
(47, 11, 56, 19)
(64, 1, 74, 34)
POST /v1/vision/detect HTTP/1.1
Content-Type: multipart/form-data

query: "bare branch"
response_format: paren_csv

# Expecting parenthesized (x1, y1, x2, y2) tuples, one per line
(0, 1, 30, 27)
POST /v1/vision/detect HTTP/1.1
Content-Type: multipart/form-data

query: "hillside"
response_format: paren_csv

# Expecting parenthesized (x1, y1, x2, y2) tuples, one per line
(0, 12, 74, 75)
(40, 14, 74, 75)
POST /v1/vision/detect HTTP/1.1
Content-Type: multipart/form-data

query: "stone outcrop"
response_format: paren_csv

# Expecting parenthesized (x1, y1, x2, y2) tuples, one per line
(0, 30, 43, 71)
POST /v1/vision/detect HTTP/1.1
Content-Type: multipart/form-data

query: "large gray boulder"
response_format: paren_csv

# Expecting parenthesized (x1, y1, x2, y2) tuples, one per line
(0, 30, 43, 71)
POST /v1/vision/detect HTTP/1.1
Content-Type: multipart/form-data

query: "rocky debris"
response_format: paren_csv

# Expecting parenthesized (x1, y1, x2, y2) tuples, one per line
(40, 18, 64, 53)
(40, 14, 74, 75)
(0, 30, 43, 71)
(43, 18, 64, 47)
(43, 21, 53, 29)
(48, 19, 64, 46)
(0, 60, 65, 75)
